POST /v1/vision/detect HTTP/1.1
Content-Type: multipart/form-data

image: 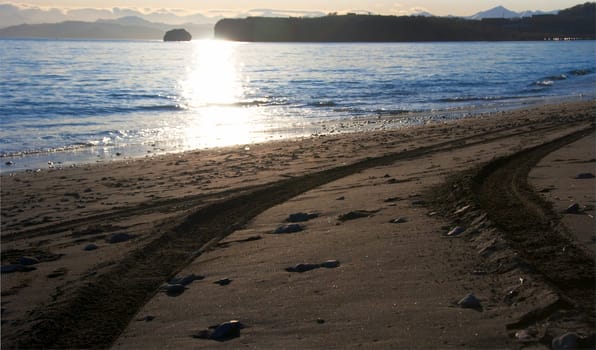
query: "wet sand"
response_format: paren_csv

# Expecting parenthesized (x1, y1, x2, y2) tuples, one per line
(1, 100, 595, 349)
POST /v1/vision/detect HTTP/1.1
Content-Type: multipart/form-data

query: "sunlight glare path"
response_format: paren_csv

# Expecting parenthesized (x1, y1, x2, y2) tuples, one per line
(180, 40, 256, 148)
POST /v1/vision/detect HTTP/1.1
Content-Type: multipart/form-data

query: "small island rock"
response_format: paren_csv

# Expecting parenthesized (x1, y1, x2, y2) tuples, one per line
(164, 29, 192, 41)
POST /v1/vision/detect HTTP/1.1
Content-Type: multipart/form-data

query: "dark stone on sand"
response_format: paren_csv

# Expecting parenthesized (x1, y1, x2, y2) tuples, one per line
(169, 274, 204, 286)
(447, 226, 466, 237)
(210, 321, 243, 341)
(336, 196, 345, 200)
(320, 260, 340, 268)
(273, 223, 304, 234)
(316, 318, 325, 324)
(214, 278, 232, 286)
(162, 283, 187, 296)
(457, 293, 481, 309)
(84, 244, 98, 251)
(286, 260, 340, 272)
(17, 256, 39, 265)
(338, 210, 374, 221)
(286, 212, 319, 222)
(514, 329, 536, 342)
(574, 172, 595, 179)
(193, 320, 244, 341)
(565, 203, 581, 214)
(286, 263, 320, 273)
(552, 332, 580, 350)
(454, 204, 471, 215)
(47, 267, 67, 278)
(164, 29, 192, 41)
(137, 315, 155, 322)
(5, 161, 14, 166)
(107, 233, 134, 244)
(411, 200, 427, 206)
(1, 264, 36, 273)
(389, 217, 407, 224)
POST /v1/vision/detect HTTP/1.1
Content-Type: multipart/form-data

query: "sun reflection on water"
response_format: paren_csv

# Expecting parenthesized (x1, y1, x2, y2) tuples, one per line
(179, 40, 257, 149)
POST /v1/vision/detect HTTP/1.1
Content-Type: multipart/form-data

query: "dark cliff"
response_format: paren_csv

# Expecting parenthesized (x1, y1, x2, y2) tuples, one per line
(214, 3, 595, 42)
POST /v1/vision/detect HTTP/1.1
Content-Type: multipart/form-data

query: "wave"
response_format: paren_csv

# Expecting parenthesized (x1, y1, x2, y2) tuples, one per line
(533, 80, 555, 87)
(139, 104, 185, 111)
(372, 108, 410, 115)
(107, 92, 173, 100)
(439, 95, 522, 103)
(0, 128, 137, 158)
(568, 68, 594, 76)
(308, 101, 337, 107)
(199, 98, 291, 108)
(526, 66, 595, 91)
(545, 74, 568, 81)
(1, 142, 101, 158)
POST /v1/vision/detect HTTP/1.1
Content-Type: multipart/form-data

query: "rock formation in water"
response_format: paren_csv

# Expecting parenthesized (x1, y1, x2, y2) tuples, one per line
(163, 29, 192, 41)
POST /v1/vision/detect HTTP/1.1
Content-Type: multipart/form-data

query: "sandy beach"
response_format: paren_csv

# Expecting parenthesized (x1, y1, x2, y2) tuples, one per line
(1, 100, 595, 349)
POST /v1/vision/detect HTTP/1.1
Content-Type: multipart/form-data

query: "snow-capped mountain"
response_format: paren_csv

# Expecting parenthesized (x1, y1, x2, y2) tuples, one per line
(468, 5, 558, 20)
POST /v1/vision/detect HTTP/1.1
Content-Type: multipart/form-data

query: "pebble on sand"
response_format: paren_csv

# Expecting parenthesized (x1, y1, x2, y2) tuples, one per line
(454, 204, 471, 215)
(565, 203, 581, 214)
(107, 233, 135, 244)
(214, 278, 232, 286)
(552, 332, 579, 350)
(286, 260, 340, 273)
(389, 217, 407, 224)
(319, 260, 341, 268)
(17, 256, 40, 265)
(285, 263, 320, 273)
(446, 226, 466, 237)
(338, 210, 376, 221)
(273, 223, 304, 234)
(160, 283, 187, 296)
(193, 320, 244, 341)
(457, 293, 482, 309)
(574, 172, 595, 179)
(1, 264, 36, 274)
(168, 273, 204, 286)
(136, 315, 155, 322)
(84, 243, 98, 251)
(286, 212, 319, 222)
(514, 329, 535, 342)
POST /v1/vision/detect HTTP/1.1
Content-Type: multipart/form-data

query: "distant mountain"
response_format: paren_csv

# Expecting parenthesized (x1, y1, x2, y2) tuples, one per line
(215, 3, 595, 42)
(0, 17, 213, 40)
(468, 5, 558, 20)
(411, 10, 434, 17)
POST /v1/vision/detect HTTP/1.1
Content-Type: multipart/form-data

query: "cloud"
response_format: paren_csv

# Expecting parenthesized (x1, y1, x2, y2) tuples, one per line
(0, 2, 219, 27)
(241, 8, 327, 18)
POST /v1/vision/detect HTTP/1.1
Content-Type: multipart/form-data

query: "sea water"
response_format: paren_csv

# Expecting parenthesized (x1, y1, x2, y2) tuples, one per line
(1, 39, 595, 171)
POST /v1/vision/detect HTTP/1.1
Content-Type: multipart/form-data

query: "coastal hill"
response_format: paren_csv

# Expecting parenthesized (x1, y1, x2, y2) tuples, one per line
(215, 2, 595, 42)
(0, 16, 212, 40)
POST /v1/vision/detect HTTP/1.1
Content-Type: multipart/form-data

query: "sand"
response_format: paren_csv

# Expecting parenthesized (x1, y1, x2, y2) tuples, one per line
(1, 100, 595, 349)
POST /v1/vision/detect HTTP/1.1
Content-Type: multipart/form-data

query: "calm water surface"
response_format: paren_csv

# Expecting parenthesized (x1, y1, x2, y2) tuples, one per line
(1, 39, 595, 171)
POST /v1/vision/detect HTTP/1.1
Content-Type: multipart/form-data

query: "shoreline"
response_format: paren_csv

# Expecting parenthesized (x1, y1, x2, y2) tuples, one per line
(1, 100, 595, 348)
(2, 95, 593, 174)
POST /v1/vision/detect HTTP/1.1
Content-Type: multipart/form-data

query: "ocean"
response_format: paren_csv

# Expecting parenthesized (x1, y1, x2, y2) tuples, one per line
(1, 39, 595, 171)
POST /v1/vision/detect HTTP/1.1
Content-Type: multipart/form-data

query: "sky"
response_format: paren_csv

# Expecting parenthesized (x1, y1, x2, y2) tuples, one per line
(5, 0, 585, 17)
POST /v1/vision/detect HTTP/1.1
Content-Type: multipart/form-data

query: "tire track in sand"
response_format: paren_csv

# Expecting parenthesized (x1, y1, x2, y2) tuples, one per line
(10, 121, 594, 349)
